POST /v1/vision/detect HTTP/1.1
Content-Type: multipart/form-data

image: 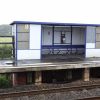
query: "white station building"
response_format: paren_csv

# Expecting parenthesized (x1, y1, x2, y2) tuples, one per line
(10, 21, 100, 60)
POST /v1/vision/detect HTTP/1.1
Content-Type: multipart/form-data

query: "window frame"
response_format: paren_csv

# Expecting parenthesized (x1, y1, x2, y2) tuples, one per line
(96, 27, 100, 48)
(17, 24, 30, 50)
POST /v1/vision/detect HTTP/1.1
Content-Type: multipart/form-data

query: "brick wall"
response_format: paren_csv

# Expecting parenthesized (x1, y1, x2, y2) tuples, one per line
(17, 72, 27, 85)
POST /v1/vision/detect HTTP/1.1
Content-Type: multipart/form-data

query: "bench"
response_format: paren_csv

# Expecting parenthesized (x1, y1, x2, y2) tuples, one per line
(42, 45, 85, 55)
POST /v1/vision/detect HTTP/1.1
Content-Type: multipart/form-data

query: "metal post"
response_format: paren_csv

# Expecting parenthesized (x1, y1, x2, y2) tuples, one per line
(71, 26, 73, 54)
(52, 26, 54, 54)
(12, 36, 16, 66)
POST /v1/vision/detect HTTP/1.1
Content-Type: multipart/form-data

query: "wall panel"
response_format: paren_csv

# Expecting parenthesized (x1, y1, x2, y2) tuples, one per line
(17, 50, 41, 60)
(30, 25, 41, 49)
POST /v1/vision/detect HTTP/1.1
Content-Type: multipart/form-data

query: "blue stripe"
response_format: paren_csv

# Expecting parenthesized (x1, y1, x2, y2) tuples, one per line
(10, 21, 100, 26)
(42, 45, 85, 49)
(95, 27, 96, 48)
(40, 25, 42, 59)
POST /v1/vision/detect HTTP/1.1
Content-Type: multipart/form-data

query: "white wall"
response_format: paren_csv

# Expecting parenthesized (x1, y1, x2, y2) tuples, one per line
(86, 43, 95, 48)
(86, 49, 100, 57)
(85, 26, 96, 57)
(30, 25, 41, 49)
(17, 50, 41, 60)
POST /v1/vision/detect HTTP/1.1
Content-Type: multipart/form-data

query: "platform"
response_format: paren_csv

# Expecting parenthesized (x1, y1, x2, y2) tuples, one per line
(0, 57, 100, 73)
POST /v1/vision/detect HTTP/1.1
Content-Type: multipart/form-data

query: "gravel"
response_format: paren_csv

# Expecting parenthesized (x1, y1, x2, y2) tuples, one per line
(0, 79, 100, 100)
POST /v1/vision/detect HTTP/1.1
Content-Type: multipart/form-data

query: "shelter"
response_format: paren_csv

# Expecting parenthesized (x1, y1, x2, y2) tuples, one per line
(10, 21, 99, 60)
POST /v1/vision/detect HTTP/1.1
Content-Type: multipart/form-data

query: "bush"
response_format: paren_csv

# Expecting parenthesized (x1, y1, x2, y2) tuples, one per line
(0, 44, 12, 59)
(0, 75, 11, 88)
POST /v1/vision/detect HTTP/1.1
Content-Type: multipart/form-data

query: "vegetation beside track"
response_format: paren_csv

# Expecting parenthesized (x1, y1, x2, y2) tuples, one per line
(0, 37, 13, 59)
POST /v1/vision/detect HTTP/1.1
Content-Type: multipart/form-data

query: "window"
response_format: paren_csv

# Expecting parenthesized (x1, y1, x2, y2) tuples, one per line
(61, 32, 66, 44)
(96, 27, 100, 48)
(18, 42, 29, 49)
(17, 24, 29, 50)
(17, 24, 29, 33)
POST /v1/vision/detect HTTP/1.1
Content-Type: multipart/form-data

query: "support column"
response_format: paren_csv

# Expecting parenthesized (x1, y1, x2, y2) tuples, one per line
(12, 73, 18, 86)
(70, 26, 73, 53)
(35, 71, 42, 85)
(67, 70, 72, 80)
(83, 68, 90, 81)
(52, 26, 54, 54)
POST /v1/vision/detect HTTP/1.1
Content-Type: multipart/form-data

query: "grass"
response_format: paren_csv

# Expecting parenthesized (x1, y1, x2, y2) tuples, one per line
(0, 37, 12, 42)
(0, 37, 13, 59)
(0, 74, 12, 88)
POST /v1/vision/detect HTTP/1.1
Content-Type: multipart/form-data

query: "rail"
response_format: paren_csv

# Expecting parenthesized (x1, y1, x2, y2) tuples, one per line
(0, 83, 100, 98)
(79, 96, 100, 100)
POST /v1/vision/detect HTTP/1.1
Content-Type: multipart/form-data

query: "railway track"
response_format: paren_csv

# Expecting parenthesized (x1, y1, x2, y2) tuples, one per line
(0, 83, 100, 99)
(79, 96, 100, 100)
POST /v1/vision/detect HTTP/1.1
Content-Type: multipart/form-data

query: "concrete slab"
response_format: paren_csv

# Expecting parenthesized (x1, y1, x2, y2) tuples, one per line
(0, 57, 100, 73)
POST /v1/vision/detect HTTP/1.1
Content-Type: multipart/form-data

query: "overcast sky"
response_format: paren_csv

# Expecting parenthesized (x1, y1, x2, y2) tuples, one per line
(0, 0, 100, 25)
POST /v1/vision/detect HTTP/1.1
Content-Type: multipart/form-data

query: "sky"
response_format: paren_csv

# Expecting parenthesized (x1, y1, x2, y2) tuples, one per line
(0, 0, 100, 25)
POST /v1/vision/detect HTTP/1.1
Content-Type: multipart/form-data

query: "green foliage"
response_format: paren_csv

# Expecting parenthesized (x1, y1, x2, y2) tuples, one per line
(0, 44, 12, 59)
(0, 37, 13, 59)
(0, 37, 12, 42)
(0, 75, 11, 88)
(0, 25, 12, 36)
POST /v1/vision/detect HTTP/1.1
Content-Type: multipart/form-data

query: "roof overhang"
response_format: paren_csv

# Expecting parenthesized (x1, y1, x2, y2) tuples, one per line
(10, 21, 100, 26)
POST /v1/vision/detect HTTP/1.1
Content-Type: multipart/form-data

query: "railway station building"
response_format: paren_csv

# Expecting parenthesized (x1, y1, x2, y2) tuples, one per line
(10, 21, 100, 60)
(2, 21, 100, 86)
